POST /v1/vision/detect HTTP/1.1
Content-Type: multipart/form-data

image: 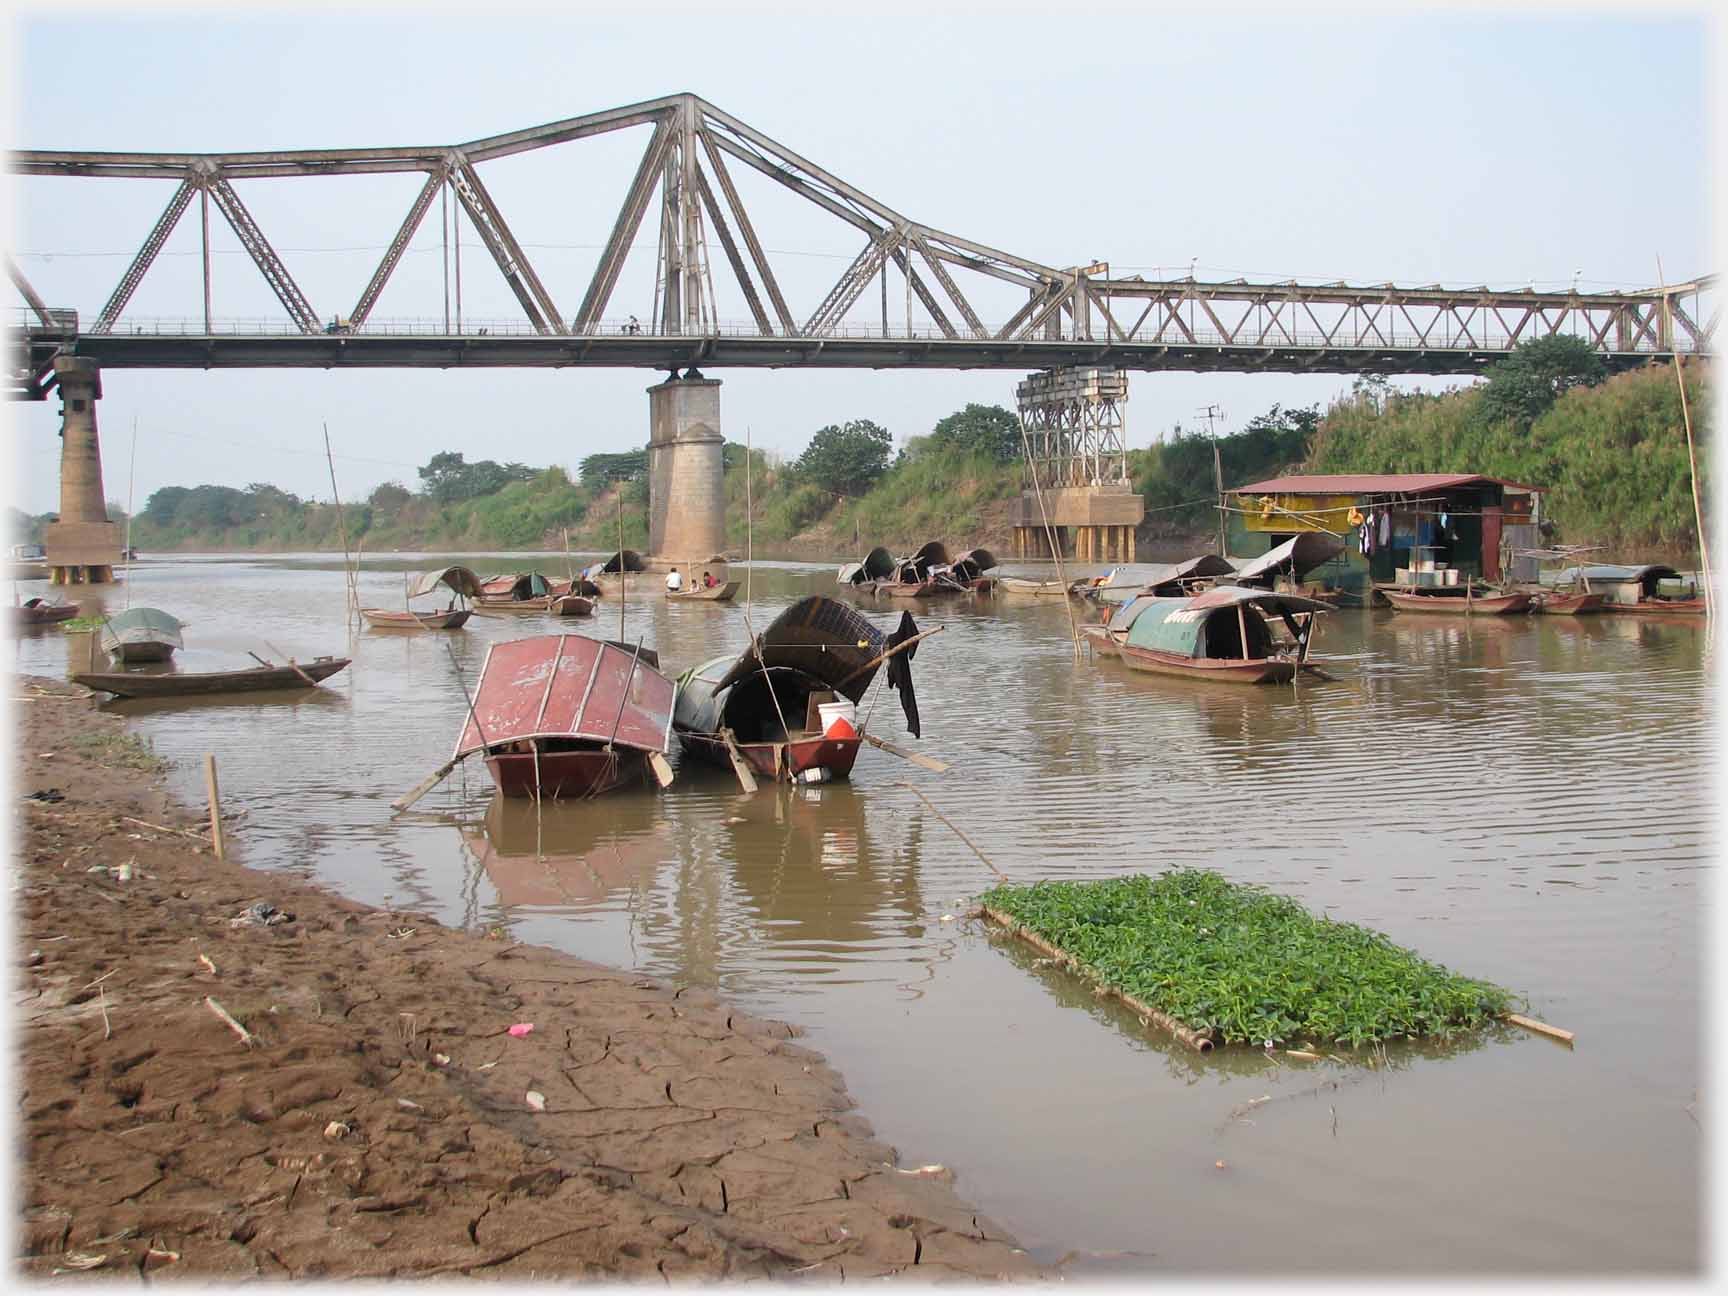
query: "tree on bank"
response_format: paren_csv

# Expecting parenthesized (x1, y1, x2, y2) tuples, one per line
(796, 419, 892, 496)
(416, 451, 537, 503)
(1475, 335, 1608, 426)
(926, 403, 1023, 463)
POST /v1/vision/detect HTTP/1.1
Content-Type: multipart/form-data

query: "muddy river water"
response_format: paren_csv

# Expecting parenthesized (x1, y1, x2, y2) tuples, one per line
(9, 552, 1711, 1276)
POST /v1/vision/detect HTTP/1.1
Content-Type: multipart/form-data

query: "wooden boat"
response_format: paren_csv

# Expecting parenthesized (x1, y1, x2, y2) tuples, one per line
(838, 546, 896, 589)
(1382, 586, 1533, 615)
(667, 580, 739, 602)
(933, 547, 998, 594)
(1556, 564, 1708, 614)
(869, 541, 951, 598)
(578, 549, 649, 593)
(472, 571, 593, 615)
(674, 595, 925, 785)
(450, 634, 676, 799)
(74, 656, 350, 698)
(13, 597, 80, 626)
(101, 607, 185, 661)
(1531, 590, 1605, 615)
(361, 565, 480, 630)
(1090, 586, 1331, 684)
(996, 576, 1071, 598)
(549, 593, 595, 617)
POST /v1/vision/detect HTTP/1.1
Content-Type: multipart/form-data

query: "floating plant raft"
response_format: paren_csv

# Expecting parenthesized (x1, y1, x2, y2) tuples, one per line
(980, 870, 1516, 1052)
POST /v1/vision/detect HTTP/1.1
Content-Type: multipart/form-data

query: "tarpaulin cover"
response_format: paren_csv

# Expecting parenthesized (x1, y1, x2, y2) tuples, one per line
(455, 634, 675, 759)
(101, 606, 184, 650)
(1232, 534, 1344, 584)
(410, 565, 483, 599)
(714, 595, 888, 703)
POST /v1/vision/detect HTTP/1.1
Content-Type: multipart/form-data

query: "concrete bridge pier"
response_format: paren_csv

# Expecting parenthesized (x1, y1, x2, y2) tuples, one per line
(646, 372, 727, 562)
(42, 356, 122, 585)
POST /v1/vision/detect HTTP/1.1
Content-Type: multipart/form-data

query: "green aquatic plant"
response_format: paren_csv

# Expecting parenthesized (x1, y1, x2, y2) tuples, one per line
(981, 870, 1515, 1048)
(59, 616, 108, 632)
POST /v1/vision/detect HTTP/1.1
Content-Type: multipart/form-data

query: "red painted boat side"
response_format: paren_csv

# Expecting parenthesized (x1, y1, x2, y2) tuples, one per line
(484, 747, 645, 799)
(1534, 592, 1604, 615)
(681, 732, 863, 780)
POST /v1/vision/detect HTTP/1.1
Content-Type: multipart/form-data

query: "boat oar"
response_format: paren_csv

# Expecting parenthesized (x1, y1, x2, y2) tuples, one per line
(648, 751, 675, 789)
(391, 753, 473, 814)
(859, 731, 950, 773)
(720, 728, 759, 794)
(263, 641, 321, 689)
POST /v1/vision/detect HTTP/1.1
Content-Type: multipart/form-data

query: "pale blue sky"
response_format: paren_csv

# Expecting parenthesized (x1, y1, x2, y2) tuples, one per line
(4, 3, 1718, 516)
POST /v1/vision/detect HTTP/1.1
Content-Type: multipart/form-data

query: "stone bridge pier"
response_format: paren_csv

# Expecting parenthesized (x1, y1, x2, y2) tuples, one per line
(646, 372, 727, 562)
(43, 356, 121, 584)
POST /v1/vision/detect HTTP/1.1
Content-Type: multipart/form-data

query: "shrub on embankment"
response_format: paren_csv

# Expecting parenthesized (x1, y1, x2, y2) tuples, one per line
(1309, 359, 1712, 558)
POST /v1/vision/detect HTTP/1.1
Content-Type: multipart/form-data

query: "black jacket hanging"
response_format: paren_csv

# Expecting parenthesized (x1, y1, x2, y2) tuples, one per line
(885, 611, 922, 739)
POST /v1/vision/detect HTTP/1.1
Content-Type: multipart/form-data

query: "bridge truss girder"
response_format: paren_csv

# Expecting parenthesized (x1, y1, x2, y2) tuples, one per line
(8, 93, 1715, 360)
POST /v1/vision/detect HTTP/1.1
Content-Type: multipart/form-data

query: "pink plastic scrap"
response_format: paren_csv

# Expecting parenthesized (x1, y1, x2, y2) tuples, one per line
(507, 1023, 535, 1038)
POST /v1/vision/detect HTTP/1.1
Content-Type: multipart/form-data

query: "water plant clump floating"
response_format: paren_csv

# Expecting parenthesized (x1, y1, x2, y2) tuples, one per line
(980, 869, 1515, 1049)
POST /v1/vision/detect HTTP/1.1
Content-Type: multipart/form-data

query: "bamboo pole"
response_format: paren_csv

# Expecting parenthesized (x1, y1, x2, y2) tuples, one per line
(1504, 1012, 1574, 1046)
(204, 755, 225, 859)
(323, 423, 358, 625)
(617, 490, 626, 641)
(1657, 257, 1712, 619)
(979, 904, 1215, 1054)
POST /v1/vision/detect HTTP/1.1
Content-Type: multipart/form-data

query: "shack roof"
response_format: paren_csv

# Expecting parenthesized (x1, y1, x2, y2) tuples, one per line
(1227, 473, 1542, 496)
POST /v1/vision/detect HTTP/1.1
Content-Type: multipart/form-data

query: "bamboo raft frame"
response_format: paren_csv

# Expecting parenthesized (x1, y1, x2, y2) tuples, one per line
(979, 905, 1573, 1054)
(979, 904, 1216, 1053)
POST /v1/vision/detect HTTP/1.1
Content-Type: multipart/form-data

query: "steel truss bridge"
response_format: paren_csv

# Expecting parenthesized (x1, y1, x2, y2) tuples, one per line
(7, 92, 1717, 399)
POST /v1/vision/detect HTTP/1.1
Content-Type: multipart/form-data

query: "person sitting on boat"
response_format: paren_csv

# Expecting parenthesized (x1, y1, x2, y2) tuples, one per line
(702, 570, 716, 588)
(666, 568, 684, 593)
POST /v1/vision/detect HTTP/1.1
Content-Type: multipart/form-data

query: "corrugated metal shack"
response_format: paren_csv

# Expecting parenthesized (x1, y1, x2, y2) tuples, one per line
(1223, 473, 1545, 598)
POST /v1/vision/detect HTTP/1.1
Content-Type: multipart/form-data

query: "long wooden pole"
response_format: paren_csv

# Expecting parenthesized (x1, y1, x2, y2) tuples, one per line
(617, 489, 627, 641)
(1657, 257, 1712, 619)
(123, 416, 138, 610)
(204, 754, 226, 859)
(323, 423, 358, 624)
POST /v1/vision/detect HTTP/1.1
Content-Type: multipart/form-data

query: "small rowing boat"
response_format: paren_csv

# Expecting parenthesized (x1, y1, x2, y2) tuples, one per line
(12, 597, 80, 626)
(74, 656, 350, 698)
(361, 565, 481, 630)
(1382, 586, 1533, 615)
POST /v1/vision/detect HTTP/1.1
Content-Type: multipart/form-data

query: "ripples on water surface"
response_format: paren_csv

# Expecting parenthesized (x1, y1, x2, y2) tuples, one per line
(8, 554, 1713, 1274)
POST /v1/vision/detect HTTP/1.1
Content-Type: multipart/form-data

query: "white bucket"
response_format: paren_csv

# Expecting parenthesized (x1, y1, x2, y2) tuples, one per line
(816, 700, 857, 737)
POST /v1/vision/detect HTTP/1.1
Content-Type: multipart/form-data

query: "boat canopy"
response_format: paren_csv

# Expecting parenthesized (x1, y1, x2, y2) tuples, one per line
(1120, 586, 1329, 660)
(840, 546, 895, 585)
(100, 606, 185, 649)
(1232, 533, 1345, 585)
(1559, 564, 1683, 594)
(714, 595, 888, 703)
(599, 549, 646, 573)
(485, 571, 553, 600)
(454, 634, 674, 760)
(410, 565, 483, 600)
(947, 548, 998, 582)
(1094, 555, 1236, 603)
(893, 540, 950, 583)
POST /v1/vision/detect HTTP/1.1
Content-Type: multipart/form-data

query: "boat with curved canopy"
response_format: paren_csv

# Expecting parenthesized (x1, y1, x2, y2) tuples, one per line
(101, 606, 186, 661)
(361, 566, 482, 630)
(451, 634, 676, 799)
(1083, 586, 1331, 684)
(674, 595, 922, 784)
(1077, 555, 1236, 604)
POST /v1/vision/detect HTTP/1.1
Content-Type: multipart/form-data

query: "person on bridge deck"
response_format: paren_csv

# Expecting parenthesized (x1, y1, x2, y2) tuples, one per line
(702, 570, 716, 589)
(666, 568, 684, 593)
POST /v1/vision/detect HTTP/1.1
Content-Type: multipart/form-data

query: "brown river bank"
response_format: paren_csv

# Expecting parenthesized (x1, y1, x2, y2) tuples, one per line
(11, 674, 1045, 1281)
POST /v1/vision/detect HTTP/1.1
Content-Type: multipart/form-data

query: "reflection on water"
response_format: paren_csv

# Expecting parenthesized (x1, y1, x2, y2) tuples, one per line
(4, 553, 1710, 1274)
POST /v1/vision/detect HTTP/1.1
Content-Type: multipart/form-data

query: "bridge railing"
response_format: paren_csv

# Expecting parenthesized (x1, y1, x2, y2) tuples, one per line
(22, 312, 1704, 355)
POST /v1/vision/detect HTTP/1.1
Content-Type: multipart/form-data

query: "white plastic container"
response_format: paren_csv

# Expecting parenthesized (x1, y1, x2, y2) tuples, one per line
(816, 700, 857, 737)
